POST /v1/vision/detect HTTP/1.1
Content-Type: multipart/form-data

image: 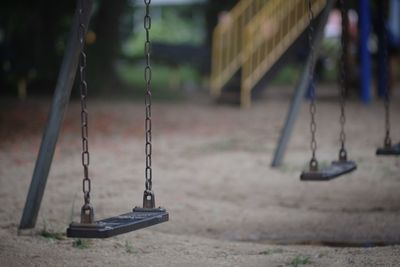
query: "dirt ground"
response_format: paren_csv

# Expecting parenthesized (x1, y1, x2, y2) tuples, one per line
(0, 86, 400, 266)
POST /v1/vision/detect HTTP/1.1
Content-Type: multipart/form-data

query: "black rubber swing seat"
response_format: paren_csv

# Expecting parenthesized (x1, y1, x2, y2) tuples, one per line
(376, 143, 400, 156)
(66, 207, 168, 238)
(300, 160, 357, 181)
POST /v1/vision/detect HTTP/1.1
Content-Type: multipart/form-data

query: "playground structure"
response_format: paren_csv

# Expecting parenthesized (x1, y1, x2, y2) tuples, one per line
(210, 0, 326, 107)
(16, 0, 399, 241)
(210, 0, 394, 107)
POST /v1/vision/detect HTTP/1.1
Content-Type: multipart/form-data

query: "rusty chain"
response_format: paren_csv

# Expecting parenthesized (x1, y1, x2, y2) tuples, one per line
(143, 0, 155, 208)
(78, 0, 94, 223)
(338, 0, 348, 161)
(307, 0, 318, 171)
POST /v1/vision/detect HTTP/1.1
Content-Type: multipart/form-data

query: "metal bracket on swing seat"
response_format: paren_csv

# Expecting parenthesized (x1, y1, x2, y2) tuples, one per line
(66, 207, 168, 238)
(301, 150, 357, 181)
(376, 142, 400, 156)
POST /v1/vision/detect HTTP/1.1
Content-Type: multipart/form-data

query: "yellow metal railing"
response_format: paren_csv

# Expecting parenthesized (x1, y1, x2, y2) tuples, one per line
(241, 0, 325, 106)
(210, 0, 270, 97)
(210, 0, 326, 107)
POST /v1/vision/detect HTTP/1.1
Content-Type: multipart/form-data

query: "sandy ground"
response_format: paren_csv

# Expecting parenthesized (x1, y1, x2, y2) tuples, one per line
(0, 86, 400, 266)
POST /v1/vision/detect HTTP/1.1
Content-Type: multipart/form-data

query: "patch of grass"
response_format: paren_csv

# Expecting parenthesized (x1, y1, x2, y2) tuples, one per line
(356, 157, 364, 163)
(117, 62, 200, 100)
(40, 229, 65, 241)
(270, 64, 301, 85)
(125, 240, 135, 254)
(39, 220, 65, 241)
(290, 255, 311, 267)
(316, 252, 327, 258)
(279, 164, 299, 173)
(258, 248, 284, 255)
(122, 7, 205, 57)
(72, 239, 91, 249)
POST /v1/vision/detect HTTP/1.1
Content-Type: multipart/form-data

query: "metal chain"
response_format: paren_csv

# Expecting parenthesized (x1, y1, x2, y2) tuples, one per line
(382, 1, 391, 148)
(338, 0, 348, 160)
(142, 0, 156, 209)
(144, 0, 153, 192)
(307, 0, 318, 171)
(78, 0, 93, 223)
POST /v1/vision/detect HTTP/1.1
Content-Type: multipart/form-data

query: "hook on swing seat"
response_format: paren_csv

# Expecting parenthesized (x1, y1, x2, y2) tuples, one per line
(376, 143, 400, 156)
(300, 160, 357, 181)
(66, 207, 168, 238)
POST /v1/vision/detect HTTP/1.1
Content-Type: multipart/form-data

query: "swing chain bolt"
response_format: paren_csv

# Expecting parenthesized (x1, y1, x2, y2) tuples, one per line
(309, 158, 318, 171)
(80, 203, 94, 224)
(339, 148, 347, 162)
(143, 190, 155, 209)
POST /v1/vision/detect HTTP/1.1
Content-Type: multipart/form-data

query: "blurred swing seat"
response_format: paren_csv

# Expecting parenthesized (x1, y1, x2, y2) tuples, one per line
(376, 142, 400, 156)
(300, 160, 357, 181)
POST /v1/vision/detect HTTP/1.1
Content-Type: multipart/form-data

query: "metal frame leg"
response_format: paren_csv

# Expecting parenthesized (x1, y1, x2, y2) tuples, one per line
(19, 0, 94, 230)
(271, 0, 335, 167)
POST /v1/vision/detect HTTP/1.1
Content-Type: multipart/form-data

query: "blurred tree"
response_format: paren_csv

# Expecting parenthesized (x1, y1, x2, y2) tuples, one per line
(0, 0, 75, 96)
(1, 0, 253, 96)
(0, 0, 130, 97)
(87, 0, 129, 94)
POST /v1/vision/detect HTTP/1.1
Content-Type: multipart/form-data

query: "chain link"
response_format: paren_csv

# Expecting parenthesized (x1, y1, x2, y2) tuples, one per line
(144, 0, 153, 191)
(307, 0, 318, 170)
(78, 0, 92, 210)
(338, 0, 348, 160)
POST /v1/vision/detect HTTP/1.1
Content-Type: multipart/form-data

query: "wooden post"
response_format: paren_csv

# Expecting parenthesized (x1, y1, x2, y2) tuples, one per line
(271, 0, 334, 167)
(19, 0, 93, 230)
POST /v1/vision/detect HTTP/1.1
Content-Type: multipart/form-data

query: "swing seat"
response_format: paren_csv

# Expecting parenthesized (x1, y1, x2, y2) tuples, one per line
(300, 160, 357, 181)
(376, 143, 400, 156)
(66, 207, 168, 238)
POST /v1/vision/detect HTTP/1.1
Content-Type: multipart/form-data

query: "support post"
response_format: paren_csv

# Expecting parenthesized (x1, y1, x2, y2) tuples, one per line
(377, 0, 388, 98)
(19, 0, 93, 230)
(271, 0, 334, 167)
(359, 0, 372, 103)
